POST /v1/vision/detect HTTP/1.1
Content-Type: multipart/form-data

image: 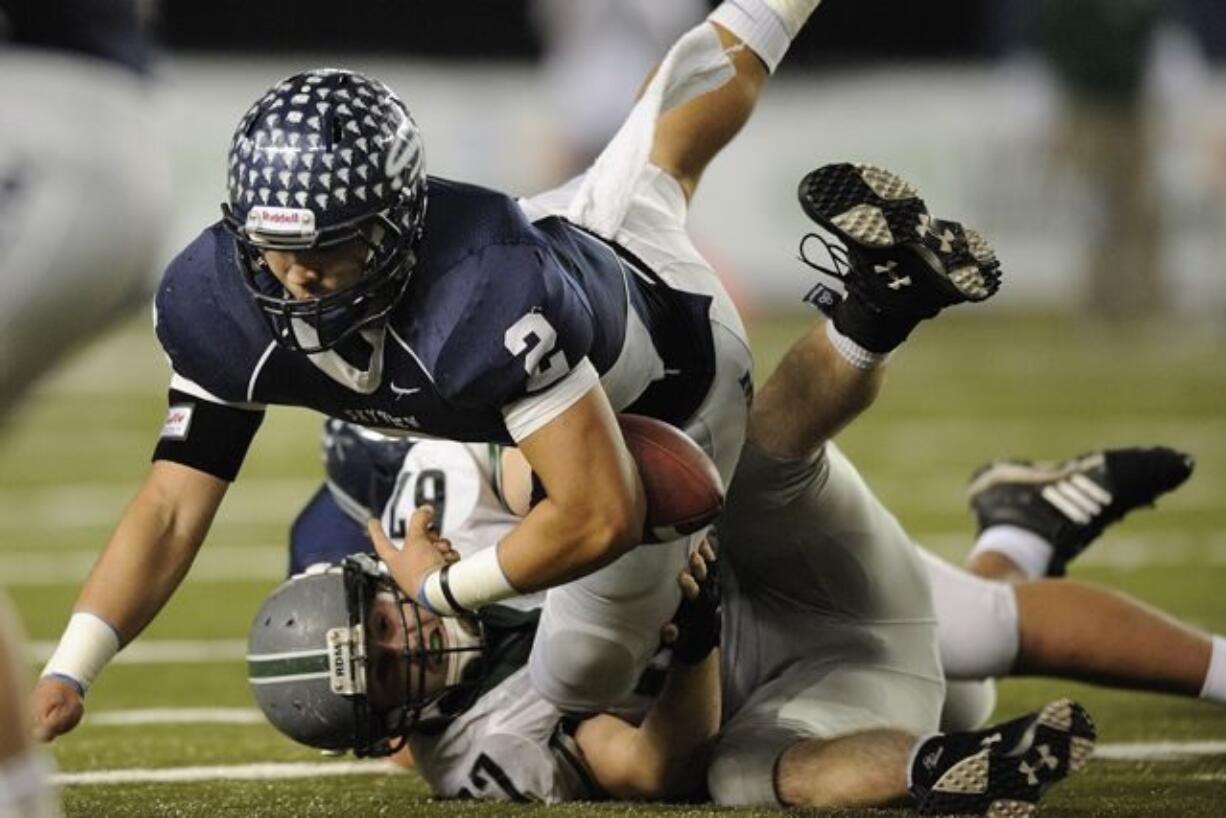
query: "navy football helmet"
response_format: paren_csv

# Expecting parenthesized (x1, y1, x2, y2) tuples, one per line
(222, 68, 428, 353)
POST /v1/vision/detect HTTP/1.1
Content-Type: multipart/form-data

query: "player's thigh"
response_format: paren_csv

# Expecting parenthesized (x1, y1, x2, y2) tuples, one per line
(720, 442, 934, 623)
(528, 534, 694, 711)
(709, 661, 943, 807)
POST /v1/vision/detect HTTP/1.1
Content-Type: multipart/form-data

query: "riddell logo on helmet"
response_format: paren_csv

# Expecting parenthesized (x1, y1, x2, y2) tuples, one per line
(247, 206, 316, 236)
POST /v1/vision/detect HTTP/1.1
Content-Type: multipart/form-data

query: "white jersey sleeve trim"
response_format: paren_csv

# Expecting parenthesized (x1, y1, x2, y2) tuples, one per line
(170, 372, 266, 411)
(501, 358, 599, 443)
(247, 341, 278, 402)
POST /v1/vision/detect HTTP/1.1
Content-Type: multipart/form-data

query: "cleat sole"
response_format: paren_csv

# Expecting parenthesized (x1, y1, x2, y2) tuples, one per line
(798, 163, 1001, 302)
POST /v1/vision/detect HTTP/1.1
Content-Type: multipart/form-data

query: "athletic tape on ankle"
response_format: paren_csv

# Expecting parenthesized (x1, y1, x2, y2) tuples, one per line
(420, 546, 516, 616)
(1199, 635, 1226, 704)
(825, 320, 891, 370)
(708, 0, 792, 73)
(40, 612, 119, 694)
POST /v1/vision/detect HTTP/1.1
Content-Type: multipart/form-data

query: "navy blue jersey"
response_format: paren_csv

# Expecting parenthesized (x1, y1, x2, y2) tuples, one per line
(154, 177, 715, 460)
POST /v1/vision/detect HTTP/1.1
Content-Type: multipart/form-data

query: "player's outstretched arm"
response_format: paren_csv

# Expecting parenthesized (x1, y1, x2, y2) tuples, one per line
(30, 461, 228, 741)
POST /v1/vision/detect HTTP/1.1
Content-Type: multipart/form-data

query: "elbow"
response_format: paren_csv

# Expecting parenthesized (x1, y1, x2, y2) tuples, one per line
(612, 756, 704, 802)
(582, 496, 644, 565)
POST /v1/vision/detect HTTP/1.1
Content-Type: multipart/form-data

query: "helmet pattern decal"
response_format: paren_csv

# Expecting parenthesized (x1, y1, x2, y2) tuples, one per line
(227, 69, 423, 228)
(221, 68, 429, 353)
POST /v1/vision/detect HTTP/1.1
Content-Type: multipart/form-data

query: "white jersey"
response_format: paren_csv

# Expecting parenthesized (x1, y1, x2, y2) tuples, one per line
(409, 668, 598, 803)
(357, 431, 1026, 802)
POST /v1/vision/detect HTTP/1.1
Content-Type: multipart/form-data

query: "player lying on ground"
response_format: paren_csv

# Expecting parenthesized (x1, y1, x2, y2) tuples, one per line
(257, 419, 1211, 809)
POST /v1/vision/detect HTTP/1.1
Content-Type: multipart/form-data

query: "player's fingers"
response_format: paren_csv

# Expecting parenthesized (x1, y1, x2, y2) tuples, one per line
(443, 550, 461, 564)
(660, 623, 679, 644)
(688, 550, 708, 582)
(408, 505, 436, 538)
(432, 537, 454, 555)
(698, 539, 716, 563)
(678, 572, 700, 600)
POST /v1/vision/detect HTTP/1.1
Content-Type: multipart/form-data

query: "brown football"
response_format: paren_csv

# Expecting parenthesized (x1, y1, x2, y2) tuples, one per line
(618, 414, 725, 543)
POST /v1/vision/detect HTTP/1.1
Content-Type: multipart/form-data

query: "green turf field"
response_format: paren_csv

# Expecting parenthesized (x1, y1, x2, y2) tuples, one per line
(3, 311, 1224, 816)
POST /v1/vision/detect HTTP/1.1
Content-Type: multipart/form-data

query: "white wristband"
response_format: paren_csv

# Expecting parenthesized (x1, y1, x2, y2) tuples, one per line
(420, 546, 516, 616)
(41, 612, 120, 694)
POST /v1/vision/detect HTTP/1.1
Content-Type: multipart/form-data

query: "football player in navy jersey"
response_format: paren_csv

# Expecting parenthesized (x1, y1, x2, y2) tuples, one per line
(32, 0, 1004, 742)
(2, 0, 167, 812)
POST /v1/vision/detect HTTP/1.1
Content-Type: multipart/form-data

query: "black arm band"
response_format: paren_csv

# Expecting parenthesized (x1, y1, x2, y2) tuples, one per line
(437, 564, 471, 616)
(151, 389, 264, 482)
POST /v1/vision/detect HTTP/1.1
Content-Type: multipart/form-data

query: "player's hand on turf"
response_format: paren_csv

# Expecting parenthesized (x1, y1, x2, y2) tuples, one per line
(30, 676, 85, 742)
(661, 539, 720, 665)
(368, 507, 458, 604)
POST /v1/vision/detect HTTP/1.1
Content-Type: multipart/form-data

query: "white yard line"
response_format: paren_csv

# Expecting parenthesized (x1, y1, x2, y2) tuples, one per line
(7, 533, 1226, 587)
(87, 708, 264, 726)
(1094, 741, 1226, 761)
(26, 640, 246, 664)
(51, 739, 1226, 787)
(0, 478, 318, 530)
(1, 546, 287, 585)
(54, 760, 401, 785)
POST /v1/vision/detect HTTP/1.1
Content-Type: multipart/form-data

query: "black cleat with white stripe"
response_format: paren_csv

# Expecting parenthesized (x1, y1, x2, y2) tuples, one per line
(910, 698, 1097, 817)
(968, 446, 1195, 576)
(797, 162, 1002, 353)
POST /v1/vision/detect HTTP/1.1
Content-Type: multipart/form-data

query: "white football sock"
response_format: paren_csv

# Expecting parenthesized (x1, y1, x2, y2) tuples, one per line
(1199, 635, 1226, 705)
(708, 0, 824, 73)
(825, 319, 891, 370)
(969, 524, 1054, 581)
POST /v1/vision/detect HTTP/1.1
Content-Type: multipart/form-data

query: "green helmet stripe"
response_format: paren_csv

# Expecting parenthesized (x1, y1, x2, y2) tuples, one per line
(247, 652, 330, 680)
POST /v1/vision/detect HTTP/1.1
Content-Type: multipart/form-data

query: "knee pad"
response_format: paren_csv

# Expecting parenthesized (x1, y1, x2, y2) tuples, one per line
(922, 552, 1020, 678)
(528, 627, 639, 713)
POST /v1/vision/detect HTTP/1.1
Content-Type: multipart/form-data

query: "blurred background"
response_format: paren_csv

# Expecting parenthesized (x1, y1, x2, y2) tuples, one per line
(2, 2, 1225, 814)
(144, 0, 1226, 318)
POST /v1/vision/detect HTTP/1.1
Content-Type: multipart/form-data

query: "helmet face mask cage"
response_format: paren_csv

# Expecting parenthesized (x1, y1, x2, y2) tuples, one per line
(222, 68, 428, 355)
(248, 555, 486, 759)
(223, 207, 417, 354)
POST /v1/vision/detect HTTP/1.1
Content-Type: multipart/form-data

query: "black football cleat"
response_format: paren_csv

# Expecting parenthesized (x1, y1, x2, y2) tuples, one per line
(967, 446, 1194, 576)
(911, 698, 1097, 817)
(797, 162, 1001, 351)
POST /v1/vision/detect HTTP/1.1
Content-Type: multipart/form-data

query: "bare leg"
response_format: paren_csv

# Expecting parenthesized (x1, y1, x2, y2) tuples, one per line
(748, 322, 884, 458)
(775, 730, 913, 808)
(649, 24, 768, 201)
(1013, 580, 1212, 697)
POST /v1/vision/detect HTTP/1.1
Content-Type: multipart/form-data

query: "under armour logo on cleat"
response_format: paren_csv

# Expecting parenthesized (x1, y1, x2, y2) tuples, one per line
(938, 229, 956, 253)
(980, 733, 1003, 749)
(874, 261, 912, 290)
(922, 747, 944, 771)
(1019, 744, 1059, 786)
